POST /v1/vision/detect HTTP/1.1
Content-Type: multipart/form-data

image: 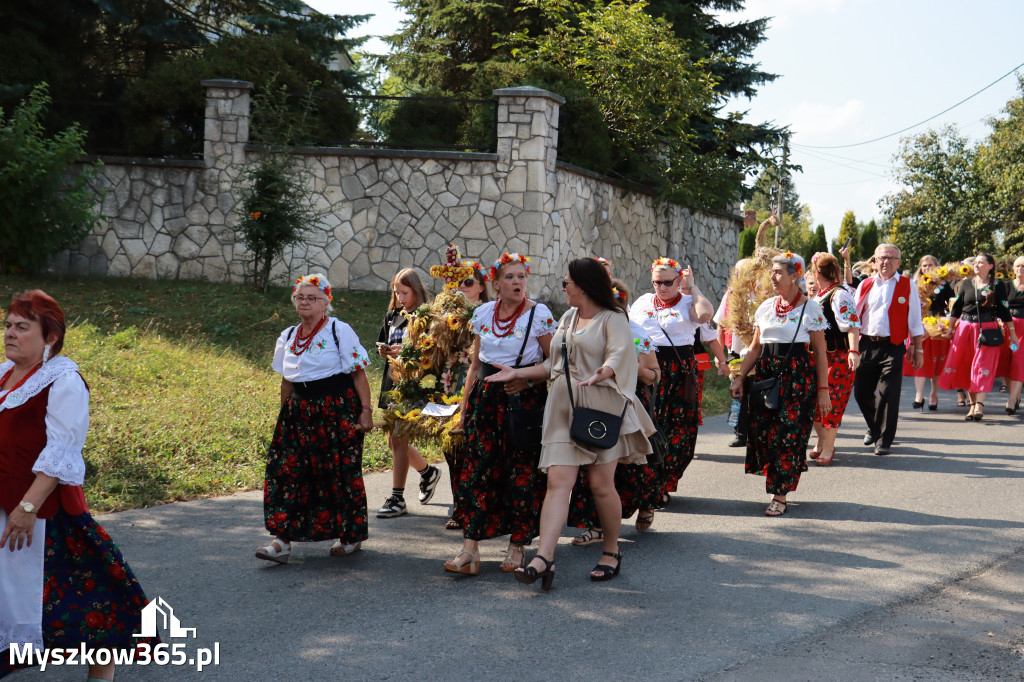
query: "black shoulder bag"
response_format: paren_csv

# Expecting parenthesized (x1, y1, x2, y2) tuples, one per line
(564, 312, 629, 449)
(750, 302, 806, 412)
(505, 305, 544, 450)
(658, 323, 698, 403)
(977, 282, 1005, 347)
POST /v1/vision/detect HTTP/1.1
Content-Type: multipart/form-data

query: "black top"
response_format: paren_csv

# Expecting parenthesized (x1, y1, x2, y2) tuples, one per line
(819, 288, 849, 352)
(924, 279, 956, 316)
(1007, 280, 1024, 317)
(950, 279, 1012, 322)
(376, 309, 409, 409)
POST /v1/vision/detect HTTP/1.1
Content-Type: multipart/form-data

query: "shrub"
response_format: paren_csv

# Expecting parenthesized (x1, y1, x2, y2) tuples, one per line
(0, 83, 103, 274)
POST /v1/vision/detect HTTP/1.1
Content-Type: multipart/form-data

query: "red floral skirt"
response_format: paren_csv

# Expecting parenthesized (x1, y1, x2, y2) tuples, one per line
(263, 390, 368, 544)
(654, 354, 700, 497)
(745, 352, 814, 495)
(1, 510, 156, 678)
(938, 321, 1001, 393)
(903, 336, 951, 378)
(814, 349, 856, 429)
(454, 378, 547, 545)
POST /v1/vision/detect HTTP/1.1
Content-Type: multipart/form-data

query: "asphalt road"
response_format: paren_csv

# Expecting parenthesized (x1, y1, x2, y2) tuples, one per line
(16, 385, 1024, 681)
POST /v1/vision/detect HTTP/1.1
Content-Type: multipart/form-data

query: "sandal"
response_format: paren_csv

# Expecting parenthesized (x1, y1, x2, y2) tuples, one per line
(590, 551, 622, 582)
(815, 449, 835, 466)
(571, 527, 604, 546)
(973, 402, 984, 421)
(443, 549, 480, 576)
(765, 498, 787, 517)
(499, 544, 526, 572)
(808, 447, 822, 460)
(329, 540, 361, 556)
(255, 538, 291, 564)
(635, 509, 654, 533)
(965, 403, 976, 421)
(514, 555, 555, 590)
(912, 399, 924, 409)
(445, 517, 461, 530)
(957, 390, 967, 407)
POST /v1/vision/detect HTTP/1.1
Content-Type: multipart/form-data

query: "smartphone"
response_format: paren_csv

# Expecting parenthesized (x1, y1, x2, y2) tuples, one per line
(376, 342, 390, 351)
(843, 237, 852, 249)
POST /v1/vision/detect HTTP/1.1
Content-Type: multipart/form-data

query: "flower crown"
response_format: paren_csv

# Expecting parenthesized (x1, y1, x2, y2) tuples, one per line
(612, 287, 626, 303)
(464, 260, 488, 281)
(489, 252, 530, 281)
(293, 273, 333, 301)
(594, 257, 610, 266)
(651, 257, 682, 274)
(783, 252, 804, 276)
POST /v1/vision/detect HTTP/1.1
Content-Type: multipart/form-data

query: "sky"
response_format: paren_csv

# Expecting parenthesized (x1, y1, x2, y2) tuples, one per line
(313, 0, 1024, 241)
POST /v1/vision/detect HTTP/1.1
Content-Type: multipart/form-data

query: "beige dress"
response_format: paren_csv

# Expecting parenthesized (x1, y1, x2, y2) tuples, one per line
(539, 308, 654, 470)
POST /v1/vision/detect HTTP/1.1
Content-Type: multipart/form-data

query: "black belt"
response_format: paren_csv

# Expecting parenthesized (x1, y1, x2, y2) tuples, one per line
(290, 372, 354, 400)
(761, 342, 807, 357)
(656, 344, 694, 363)
(960, 313, 980, 323)
(861, 334, 898, 344)
(480, 361, 536, 379)
(1010, 308, 1024, 319)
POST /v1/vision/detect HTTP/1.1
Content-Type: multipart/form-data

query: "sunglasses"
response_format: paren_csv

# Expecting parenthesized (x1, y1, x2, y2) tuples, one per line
(652, 278, 678, 288)
(459, 278, 477, 287)
(561, 278, 570, 290)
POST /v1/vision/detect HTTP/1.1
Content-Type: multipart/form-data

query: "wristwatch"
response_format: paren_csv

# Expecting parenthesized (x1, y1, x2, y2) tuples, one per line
(18, 500, 37, 514)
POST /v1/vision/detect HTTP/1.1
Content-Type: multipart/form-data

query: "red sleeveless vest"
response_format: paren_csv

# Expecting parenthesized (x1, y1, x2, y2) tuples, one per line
(856, 275, 912, 345)
(0, 383, 88, 519)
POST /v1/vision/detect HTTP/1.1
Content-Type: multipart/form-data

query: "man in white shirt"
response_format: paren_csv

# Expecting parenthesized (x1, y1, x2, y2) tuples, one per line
(853, 244, 925, 455)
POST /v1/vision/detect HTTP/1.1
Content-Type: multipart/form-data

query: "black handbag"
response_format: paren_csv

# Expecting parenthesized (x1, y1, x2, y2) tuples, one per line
(563, 312, 629, 449)
(505, 306, 544, 450)
(751, 302, 807, 412)
(978, 325, 1004, 347)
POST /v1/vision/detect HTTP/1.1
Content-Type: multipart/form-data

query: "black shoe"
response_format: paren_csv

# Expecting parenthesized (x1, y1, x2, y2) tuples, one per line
(874, 444, 890, 456)
(912, 400, 924, 409)
(928, 401, 938, 411)
(417, 465, 441, 504)
(863, 433, 877, 446)
(514, 555, 555, 591)
(590, 551, 622, 582)
(728, 436, 746, 448)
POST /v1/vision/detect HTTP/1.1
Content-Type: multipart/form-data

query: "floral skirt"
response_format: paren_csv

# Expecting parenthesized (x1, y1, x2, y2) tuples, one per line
(1, 511, 156, 679)
(454, 379, 547, 544)
(654, 353, 700, 497)
(264, 390, 368, 544)
(746, 353, 815, 495)
(903, 336, 950, 378)
(996, 317, 1024, 382)
(938, 321, 1001, 393)
(814, 349, 856, 429)
(568, 384, 661, 527)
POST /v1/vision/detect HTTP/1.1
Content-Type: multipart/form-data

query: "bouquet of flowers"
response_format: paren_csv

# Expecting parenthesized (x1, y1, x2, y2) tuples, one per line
(922, 315, 953, 339)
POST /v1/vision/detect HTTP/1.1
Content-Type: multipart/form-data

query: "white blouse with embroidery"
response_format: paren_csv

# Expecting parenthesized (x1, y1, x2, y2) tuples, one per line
(272, 317, 370, 382)
(754, 298, 829, 344)
(816, 287, 861, 333)
(629, 320, 655, 355)
(629, 293, 698, 346)
(472, 301, 555, 365)
(0, 356, 88, 486)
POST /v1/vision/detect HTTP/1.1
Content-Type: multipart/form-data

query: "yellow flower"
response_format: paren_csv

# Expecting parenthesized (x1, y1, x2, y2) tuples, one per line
(923, 316, 936, 325)
(959, 264, 971, 276)
(419, 336, 435, 349)
(921, 275, 931, 285)
(446, 315, 461, 330)
(420, 374, 437, 390)
(936, 266, 948, 278)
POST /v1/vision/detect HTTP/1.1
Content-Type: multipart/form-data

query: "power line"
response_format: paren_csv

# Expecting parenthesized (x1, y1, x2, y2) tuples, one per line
(799, 60, 1024, 149)
(797, 148, 890, 178)
(791, 145, 893, 169)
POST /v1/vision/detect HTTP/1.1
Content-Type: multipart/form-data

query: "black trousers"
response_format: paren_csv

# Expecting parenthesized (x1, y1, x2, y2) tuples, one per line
(854, 339, 905, 447)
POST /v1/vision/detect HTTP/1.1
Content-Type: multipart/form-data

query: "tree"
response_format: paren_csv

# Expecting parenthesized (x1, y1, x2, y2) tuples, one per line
(977, 75, 1024, 252)
(752, 208, 815, 262)
(832, 210, 861, 261)
(745, 164, 803, 217)
(880, 125, 996, 264)
(860, 219, 879, 257)
(738, 225, 756, 258)
(0, 84, 103, 273)
(809, 224, 828, 257)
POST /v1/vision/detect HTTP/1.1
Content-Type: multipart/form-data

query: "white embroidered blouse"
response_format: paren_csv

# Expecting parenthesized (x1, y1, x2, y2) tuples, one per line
(753, 298, 829, 344)
(629, 293, 699, 346)
(272, 317, 370, 382)
(472, 301, 555, 365)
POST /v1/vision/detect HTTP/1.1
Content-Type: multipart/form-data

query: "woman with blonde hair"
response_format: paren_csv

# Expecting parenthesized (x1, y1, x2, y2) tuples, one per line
(807, 253, 861, 466)
(904, 255, 955, 410)
(375, 268, 441, 518)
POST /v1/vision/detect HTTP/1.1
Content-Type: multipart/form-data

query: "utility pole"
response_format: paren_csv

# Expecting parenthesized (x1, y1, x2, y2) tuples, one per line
(774, 136, 789, 248)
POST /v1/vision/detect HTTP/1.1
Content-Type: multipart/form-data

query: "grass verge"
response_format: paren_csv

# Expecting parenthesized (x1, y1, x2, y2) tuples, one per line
(2, 275, 730, 512)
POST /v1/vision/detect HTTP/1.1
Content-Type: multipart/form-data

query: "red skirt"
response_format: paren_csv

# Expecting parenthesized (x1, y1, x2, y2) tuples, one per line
(903, 336, 950, 378)
(938, 321, 1001, 393)
(814, 349, 855, 429)
(996, 317, 1024, 382)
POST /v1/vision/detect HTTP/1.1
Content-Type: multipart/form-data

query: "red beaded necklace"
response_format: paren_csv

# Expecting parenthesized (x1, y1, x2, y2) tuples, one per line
(0, 363, 43, 406)
(774, 291, 803, 317)
(290, 316, 327, 356)
(492, 297, 528, 337)
(816, 282, 839, 299)
(653, 293, 682, 311)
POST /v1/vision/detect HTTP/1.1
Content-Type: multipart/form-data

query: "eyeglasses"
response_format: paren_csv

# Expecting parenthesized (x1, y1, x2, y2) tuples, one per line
(652, 279, 678, 288)
(293, 295, 322, 303)
(875, 256, 899, 262)
(459, 278, 477, 287)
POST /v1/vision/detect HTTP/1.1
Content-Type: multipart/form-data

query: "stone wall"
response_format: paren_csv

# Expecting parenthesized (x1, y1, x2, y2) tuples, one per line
(55, 81, 741, 305)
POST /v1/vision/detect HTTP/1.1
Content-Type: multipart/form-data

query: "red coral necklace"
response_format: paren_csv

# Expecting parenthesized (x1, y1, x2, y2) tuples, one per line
(774, 291, 803, 317)
(492, 298, 527, 337)
(291, 316, 327, 355)
(816, 282, 839, 299)
(0, 363, 43, 406)
(653, 293, 682, 311)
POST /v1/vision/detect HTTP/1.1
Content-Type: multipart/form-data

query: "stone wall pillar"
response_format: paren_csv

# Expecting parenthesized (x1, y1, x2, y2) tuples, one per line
(493, 86, 565, 297)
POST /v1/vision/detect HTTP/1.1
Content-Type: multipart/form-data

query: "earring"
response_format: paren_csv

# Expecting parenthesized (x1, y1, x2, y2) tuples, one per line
(42, 344, 51, 364)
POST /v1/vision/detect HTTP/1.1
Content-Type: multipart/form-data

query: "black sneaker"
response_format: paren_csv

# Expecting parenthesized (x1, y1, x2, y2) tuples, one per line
(728, 436, 746, 448)
(376, 495, 407, 518)
(418, 465, 441, 504)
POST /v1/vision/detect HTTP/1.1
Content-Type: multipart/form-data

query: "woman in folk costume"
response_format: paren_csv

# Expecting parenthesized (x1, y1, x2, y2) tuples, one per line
(628, 257, 714, 506)
(904, 255, 956, 410)
(1, 290, 155, 681)
(997, 256, 1024, 414)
